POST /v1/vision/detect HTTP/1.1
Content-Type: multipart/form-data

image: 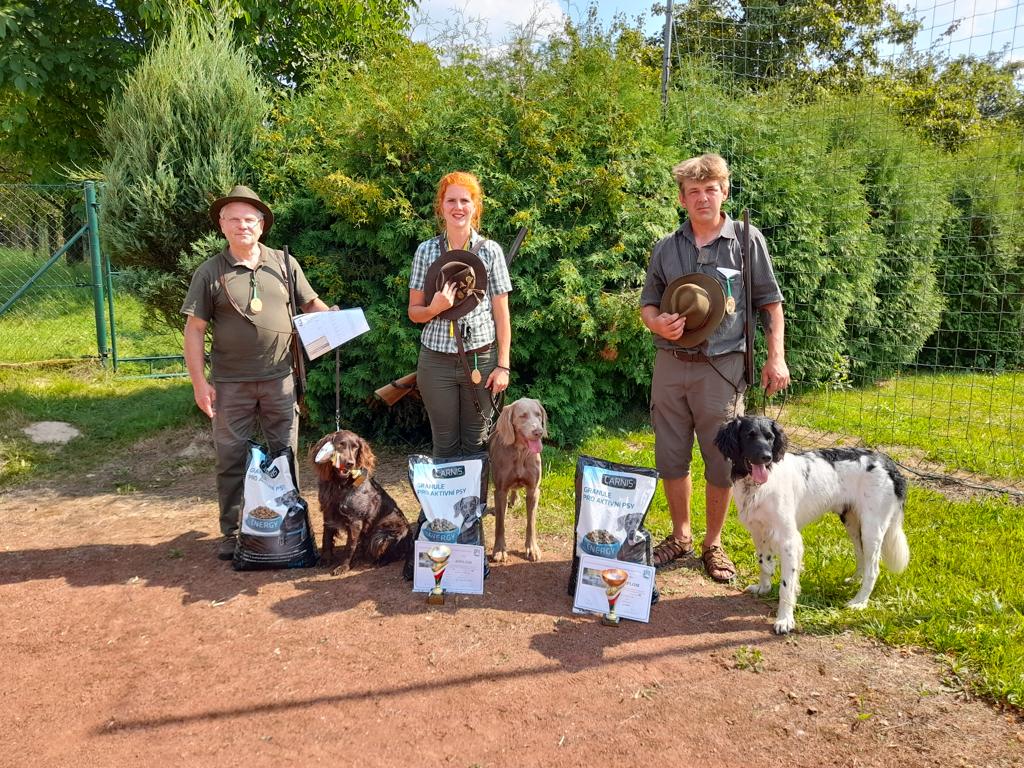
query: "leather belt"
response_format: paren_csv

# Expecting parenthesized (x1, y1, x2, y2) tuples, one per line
(429, 342, 493, 356)
(670, 349, 710, 363)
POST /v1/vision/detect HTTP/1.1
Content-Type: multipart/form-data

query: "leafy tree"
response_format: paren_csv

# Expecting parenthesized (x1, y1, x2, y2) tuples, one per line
(260, 23, 676, 443)
(0, 0, 414, 180)
(100, 9, 270, 329)
(877, 55, 1024, 152)
(0, 1, 149, 180)
(665, 0, 920, 91)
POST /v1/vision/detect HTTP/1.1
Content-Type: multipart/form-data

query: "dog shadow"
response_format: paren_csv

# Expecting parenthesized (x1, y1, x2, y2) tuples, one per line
(0, 530, 316, 605)
(270, 554, 772, 669)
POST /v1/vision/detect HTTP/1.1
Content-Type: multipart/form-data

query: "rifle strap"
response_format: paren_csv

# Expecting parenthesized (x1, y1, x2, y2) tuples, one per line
(452, 320, 502, 440)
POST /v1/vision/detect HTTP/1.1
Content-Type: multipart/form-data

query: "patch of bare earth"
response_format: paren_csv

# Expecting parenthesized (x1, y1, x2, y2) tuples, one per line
(2, 426, 1021, 767)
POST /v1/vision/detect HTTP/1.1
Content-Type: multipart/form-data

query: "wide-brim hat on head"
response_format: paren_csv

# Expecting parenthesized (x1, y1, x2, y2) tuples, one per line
(209, 185, 274, 239)
(660, 272, 726, 347)
(423, 250, 488, 321)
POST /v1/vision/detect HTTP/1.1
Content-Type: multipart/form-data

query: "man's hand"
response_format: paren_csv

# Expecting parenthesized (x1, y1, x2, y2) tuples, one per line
(650, 311, 686, 341)
(193, 380, 216, 418)
(761, 358, 791, 397)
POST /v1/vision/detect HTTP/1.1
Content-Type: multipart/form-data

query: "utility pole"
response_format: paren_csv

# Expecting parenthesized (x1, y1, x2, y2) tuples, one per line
(660, 0, 674, 115)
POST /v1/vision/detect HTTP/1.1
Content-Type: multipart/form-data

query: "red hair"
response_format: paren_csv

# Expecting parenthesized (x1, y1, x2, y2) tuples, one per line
(434, 171, 484, 230)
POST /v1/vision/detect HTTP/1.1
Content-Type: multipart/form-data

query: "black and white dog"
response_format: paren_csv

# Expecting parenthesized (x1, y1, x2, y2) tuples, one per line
(714, 416, 910, 634)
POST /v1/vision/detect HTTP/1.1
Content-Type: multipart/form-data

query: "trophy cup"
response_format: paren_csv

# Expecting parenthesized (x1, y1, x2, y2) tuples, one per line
(426, 545, 452, 605)
(600, 568, 629, 626)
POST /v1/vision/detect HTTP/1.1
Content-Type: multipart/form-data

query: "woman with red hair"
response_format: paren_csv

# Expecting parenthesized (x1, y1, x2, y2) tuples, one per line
(408, 171, 512, 457)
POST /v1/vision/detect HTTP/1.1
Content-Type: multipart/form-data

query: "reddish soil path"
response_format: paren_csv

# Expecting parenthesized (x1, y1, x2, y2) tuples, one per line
(2, 427, 1021, 767)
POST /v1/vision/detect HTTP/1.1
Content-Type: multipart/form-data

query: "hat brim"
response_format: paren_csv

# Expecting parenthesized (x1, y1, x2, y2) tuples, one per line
(209, 195, 274, 240)
(660, 272, 727, 347)
(423, 250, 489, 321)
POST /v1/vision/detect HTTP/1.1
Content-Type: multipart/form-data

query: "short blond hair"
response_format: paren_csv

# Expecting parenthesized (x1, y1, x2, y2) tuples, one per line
(672, 153, 730, 196)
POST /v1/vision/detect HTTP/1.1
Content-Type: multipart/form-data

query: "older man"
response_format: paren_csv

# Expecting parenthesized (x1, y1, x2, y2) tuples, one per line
(640, 154, 790, 582)
(182, 185, 331, 560)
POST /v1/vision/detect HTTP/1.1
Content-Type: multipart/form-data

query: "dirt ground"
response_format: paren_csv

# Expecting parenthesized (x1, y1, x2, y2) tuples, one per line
(3, 426, 1022, 768)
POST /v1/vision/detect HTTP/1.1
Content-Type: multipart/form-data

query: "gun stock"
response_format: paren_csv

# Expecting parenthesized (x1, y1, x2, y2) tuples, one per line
(375, 372, 418, 407)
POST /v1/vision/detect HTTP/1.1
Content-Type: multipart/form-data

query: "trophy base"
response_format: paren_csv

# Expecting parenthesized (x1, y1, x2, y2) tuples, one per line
(426, 590, 446, 606)
(600, 614, 620, 627)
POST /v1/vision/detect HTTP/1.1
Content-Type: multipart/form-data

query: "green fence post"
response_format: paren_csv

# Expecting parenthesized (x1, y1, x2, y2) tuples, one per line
(84, 181, 108, 363)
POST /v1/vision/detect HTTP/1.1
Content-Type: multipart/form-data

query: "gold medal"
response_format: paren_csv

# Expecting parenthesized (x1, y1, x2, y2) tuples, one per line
(471, 369, 482, 385)
(250, 296, 263, 313)
(725, 296, 736, 314)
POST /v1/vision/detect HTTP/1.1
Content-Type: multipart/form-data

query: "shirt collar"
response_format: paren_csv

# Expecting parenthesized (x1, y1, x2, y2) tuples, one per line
(221, 242, 267, 270)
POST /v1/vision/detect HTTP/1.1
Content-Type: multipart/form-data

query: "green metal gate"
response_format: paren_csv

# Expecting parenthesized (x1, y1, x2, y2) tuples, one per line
(0, 181, 183, 372)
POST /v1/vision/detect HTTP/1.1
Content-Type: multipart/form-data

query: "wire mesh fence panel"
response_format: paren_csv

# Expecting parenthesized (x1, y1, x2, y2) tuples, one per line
(0, 183, 184, 372)
(665, 0, 1024, 495)
(0, 184, 100, 363)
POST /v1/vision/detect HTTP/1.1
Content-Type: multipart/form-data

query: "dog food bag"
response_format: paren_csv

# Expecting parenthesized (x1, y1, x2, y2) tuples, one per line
(233, 442, 319, 571)
(567, 455, 660, 602)
(402, 453, 489, 580)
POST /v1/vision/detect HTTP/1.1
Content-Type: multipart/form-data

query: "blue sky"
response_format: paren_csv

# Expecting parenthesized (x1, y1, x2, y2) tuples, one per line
(411, 0, 1023, 63)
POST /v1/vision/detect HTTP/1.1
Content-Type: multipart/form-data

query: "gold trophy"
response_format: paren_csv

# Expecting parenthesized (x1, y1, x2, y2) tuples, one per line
(426, 545, 452, 605)
(600, 568, 629, 626)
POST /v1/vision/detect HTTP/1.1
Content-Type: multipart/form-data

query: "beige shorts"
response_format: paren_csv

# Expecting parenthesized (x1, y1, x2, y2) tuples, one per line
(650, 349, 746, 487)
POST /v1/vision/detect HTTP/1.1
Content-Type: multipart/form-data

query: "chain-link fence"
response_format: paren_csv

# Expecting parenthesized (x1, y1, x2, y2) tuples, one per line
(0, 181, 183, 372)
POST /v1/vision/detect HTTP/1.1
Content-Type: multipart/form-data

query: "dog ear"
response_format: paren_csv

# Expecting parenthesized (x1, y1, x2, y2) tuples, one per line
(714, 417, 741, 463)
(770, 419, 789, 463)
(309, 434, 331, 466)
(358, 436, 377, 476)
(537, 400, 548, 437)
(494, 402, 516, 446)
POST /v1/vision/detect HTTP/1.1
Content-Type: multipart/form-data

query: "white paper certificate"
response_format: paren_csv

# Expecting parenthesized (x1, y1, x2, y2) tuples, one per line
(572, 555, 655, 623)
(412, 541, 485, 595)
(292, 308, 370, 360)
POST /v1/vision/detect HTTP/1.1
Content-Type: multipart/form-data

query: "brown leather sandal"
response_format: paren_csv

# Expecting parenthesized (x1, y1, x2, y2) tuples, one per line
(701, 544, 737, 583)
(653, 535, 694, 568)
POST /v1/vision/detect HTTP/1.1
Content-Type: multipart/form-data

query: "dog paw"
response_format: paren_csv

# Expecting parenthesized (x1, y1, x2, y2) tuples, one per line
(773, 615, 796, 634)
(525, 544, 542, 562)
(745, 583, 771, 596)
(492, 549, 508, 563)
(846, 598, 869, 610)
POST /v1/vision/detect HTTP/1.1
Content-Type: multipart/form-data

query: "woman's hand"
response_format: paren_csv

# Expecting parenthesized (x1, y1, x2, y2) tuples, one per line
(428, 281, 457, 316)
(487, 365, 510, 394)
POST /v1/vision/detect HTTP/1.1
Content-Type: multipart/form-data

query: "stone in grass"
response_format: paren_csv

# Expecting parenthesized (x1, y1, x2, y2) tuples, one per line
(22, 421, 81, 445)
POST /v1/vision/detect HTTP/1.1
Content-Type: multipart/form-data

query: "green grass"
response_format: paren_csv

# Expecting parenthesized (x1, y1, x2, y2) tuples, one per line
(531, 381, 1024, 710)
(785, 370, 1023, 481)
(0, 247, 181, 363)
(0, 363, 199, 486)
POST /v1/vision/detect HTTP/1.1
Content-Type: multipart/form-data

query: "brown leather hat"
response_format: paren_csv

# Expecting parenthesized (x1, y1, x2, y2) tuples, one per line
(660, 272, 726, 347)
(423, 250, 489, 321)
(209, 185, 274, 240)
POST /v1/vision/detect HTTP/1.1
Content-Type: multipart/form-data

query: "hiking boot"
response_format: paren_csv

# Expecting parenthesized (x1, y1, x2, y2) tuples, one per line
(216, 535, 237, 561)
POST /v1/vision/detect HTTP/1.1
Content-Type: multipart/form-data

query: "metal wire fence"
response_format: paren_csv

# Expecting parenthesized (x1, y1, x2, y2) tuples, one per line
(0, 182, 183, 373)
(664, 0, 1024, 497)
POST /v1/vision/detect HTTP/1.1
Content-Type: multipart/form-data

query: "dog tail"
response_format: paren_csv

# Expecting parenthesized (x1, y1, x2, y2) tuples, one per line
(882, 504, 910, 574)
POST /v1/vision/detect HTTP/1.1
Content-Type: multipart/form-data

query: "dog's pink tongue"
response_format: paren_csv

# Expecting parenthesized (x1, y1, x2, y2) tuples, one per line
(527, 438, 543, 454)
(751, 463, 770, 484)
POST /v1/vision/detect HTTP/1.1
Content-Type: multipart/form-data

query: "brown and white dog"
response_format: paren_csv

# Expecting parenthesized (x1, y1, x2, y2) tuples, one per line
(489, 397, 547, 562)
(309, 430, 412, 574)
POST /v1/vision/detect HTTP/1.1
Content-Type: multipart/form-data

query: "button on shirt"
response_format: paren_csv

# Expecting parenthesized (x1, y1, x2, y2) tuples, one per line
(410, 231, 512, 353)
(640, 214, 783, 356)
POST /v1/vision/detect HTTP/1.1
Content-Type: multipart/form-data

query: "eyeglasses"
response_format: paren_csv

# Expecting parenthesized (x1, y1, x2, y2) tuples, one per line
(221, 216, 263, 228)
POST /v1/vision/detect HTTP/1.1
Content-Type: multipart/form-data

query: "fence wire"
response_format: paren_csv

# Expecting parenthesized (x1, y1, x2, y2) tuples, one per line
(0, 183, 100, 364)
(666, 0, 1023, 497)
